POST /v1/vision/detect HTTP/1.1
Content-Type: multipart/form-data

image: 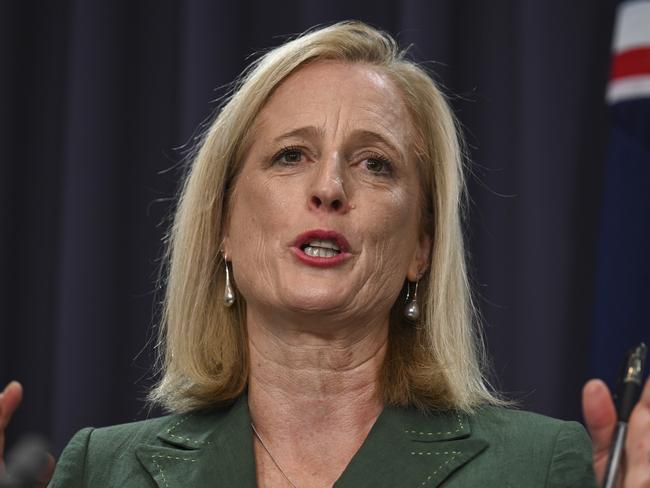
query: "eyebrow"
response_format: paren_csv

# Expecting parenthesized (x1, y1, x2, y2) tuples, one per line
(347, 129, 405, 162)
(273, 126, 406, 162)
(273, 126, 326, 144)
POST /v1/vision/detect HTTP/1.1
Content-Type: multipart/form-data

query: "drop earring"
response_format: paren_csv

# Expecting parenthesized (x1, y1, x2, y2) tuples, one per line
(224, 259, 235, 307)
(403, 280, 420, 321)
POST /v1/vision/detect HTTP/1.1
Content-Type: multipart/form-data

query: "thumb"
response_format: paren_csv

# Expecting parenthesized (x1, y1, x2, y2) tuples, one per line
(0, 381, 24, 470)
(0, 381, 24, 430)
(36, 453, 56, 488)
(582, 378, 617, 484)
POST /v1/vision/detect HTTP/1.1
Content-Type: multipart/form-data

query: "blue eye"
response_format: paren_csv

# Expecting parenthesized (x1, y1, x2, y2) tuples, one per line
(364, 155, 393, 175)
(273, 146, 303, 165)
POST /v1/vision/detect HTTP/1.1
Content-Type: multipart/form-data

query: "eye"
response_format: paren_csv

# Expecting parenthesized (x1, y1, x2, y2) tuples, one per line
(363, 154, 393, 176)
(272, 146, 304, 166)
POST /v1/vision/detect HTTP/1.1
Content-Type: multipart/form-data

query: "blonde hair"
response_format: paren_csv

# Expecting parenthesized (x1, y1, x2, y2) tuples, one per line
(150, 21, 503, 413)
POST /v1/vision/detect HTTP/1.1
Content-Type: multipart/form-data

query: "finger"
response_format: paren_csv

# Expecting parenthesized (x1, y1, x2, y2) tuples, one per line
(36, 453, 56, 488)
(639, 373, 650, 408)
(0, 381, 23, 464)
(582, 379, 616, 484)
(0, 381, 23, 430)
(623, 375, 650, 470)
(583, 378, 617, 450)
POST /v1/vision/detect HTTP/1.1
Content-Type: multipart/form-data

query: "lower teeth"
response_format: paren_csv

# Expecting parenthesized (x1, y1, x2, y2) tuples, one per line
(303, 246, 339, 258)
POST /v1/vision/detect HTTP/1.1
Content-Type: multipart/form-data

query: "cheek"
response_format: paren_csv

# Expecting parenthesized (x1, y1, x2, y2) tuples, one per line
(225, 176, 275, 299)
(353, 188, 421, 309)
(364, 188, 420, 258)
(229, 175, 288, 245)
(225, 173, 302, 293)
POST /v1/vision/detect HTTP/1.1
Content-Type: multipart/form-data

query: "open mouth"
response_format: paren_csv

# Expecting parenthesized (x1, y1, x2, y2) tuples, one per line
(293, 230, 350, 262)
(300, 239, 342, 258)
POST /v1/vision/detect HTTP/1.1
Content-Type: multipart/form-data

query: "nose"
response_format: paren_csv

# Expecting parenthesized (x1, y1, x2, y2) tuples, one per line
(308, 155, 349, 213)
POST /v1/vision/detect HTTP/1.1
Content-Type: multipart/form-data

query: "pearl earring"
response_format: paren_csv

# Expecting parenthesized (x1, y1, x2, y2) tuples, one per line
(403, 280, 420, 321)
(224, 260, 235, 307)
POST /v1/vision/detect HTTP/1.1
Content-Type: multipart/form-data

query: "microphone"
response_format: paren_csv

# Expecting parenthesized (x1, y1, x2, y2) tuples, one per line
(602, 343, 647, 488)
(0, 435, 50, 488)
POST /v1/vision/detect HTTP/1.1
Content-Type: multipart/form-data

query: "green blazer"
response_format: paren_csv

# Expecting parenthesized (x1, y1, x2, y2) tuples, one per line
(49, 395, 597, 487)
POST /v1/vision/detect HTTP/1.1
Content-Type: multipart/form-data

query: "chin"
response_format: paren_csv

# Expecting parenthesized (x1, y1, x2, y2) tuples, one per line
(281, 288, 350, 315)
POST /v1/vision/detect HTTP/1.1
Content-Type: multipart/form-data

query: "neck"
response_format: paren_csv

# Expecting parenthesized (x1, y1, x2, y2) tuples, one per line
(247, 307, 387, 428)
(245, 307, 388, 487)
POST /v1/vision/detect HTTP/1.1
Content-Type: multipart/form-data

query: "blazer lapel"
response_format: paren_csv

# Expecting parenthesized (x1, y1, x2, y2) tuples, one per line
(134, 397, 488, 488)
(335, 406, 488, 488)
(135, 396, 257, 488)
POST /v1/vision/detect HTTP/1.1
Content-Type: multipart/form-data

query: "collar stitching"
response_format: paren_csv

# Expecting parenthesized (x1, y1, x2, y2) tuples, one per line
(151, 454, 197, 488)
(152, 455, 198, 462)
(410, 450, 462, 456)
(166, 414, 213, 445)
(404, 413, 464, 437)
(418, 451, 462, 486)
(152, 458, 170, 488)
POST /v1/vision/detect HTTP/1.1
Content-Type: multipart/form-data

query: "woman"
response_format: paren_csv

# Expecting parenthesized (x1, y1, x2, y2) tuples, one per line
(1, 21, 649, 487)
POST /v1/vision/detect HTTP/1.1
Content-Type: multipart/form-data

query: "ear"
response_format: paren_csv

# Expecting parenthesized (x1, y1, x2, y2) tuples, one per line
(406, 231, 432, 282)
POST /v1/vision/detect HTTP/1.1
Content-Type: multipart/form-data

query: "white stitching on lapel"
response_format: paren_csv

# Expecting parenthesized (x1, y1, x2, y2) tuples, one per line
(152, 458, 169, 488)
(410, 450, 462, 456)
(417, 451, 461, 486)
(150, 454, 197, 488)
(404, 414, 464, 436)
(166, 414, 213, 445)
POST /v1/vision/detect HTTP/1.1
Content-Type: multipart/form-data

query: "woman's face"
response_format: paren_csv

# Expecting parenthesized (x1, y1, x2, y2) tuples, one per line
(224, 60, 430, 325)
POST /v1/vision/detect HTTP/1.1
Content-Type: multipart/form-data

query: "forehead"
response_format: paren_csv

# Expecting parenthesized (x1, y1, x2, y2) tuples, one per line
(253, 60, 415, 147)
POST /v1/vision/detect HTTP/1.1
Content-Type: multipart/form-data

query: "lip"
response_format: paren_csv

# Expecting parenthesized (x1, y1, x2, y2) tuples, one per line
(291, 229, 352, 268)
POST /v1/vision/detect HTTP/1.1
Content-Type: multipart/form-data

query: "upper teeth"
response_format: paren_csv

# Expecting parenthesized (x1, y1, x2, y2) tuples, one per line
(306, 239, 340, 251)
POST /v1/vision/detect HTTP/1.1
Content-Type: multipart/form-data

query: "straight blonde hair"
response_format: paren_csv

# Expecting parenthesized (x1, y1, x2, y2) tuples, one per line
(150, 21, 504, 413)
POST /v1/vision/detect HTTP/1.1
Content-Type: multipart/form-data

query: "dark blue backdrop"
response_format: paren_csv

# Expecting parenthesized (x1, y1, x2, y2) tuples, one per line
(1, 0, 625, 455)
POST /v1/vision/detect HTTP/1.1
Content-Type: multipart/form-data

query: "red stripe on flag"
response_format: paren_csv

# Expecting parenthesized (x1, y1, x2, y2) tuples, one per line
(610, 47, 650, 80)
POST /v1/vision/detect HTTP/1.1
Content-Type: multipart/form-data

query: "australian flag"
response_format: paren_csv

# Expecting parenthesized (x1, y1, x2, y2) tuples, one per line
(588, 0, 650, 387)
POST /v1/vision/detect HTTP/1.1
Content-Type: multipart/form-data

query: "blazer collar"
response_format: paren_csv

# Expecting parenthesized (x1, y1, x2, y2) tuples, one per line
(334, 405, 488, 487)
(135, 395, 258, 487)
(136, 396, 488, 488)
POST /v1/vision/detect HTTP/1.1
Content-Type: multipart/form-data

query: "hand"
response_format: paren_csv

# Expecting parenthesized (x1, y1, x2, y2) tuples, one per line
(0, 381, 55, 487)
(583, 377, 650, 487)
(0, 381, 23, 474)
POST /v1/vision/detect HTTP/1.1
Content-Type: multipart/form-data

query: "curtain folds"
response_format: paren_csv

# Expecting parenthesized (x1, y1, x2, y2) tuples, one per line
(0, 0, 615, 454)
